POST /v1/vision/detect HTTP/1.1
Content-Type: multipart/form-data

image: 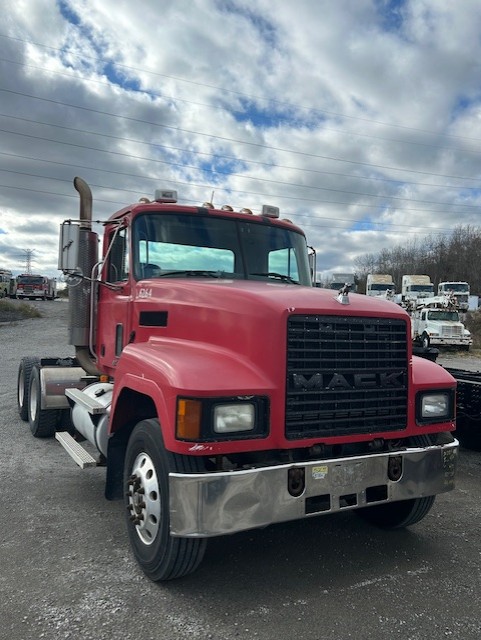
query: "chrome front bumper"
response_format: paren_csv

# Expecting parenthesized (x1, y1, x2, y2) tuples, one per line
(169, 440, 458, 537)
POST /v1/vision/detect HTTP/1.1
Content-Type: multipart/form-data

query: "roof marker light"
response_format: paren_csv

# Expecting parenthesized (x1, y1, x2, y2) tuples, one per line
(261, 205, 280, 218)
(154, 189, 178, 203)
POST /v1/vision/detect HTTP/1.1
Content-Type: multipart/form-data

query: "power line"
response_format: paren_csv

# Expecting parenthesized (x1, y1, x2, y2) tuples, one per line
(2, 124, 480, 211)
(2, 54, 481, 159)
(0, 181, 469, 235)
(1, 32, 480, 145)
(2, 113, 481, 192)
(3, 87, 481, 185)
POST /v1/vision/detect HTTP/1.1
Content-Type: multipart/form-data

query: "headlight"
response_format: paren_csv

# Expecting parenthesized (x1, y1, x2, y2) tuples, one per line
(176, 396, 269, 441)
(416, 390, 454, 424)
(214, 403, 255, 433)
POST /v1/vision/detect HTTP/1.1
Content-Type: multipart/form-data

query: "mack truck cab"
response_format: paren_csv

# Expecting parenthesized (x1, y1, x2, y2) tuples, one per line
(17, 177, 458, 582)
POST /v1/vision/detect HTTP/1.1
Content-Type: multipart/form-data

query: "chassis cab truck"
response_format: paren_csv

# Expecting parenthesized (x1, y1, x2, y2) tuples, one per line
(17, 178, 458, 582)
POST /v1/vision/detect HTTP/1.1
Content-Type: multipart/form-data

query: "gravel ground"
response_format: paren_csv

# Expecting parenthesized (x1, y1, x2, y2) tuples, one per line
(2, 300, 481, 640)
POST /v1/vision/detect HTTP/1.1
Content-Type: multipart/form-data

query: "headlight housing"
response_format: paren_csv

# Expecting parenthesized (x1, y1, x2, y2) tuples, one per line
(176, 396, 269, 441)
(416, 389, 455, 425)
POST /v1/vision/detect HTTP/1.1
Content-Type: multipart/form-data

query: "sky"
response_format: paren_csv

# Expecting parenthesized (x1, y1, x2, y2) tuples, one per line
(2, 0, 481, 282)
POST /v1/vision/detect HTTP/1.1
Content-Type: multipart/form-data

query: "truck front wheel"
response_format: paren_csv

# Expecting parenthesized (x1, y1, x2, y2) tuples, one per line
(421, 333, 430, 349)
(124, 418, 207, 581)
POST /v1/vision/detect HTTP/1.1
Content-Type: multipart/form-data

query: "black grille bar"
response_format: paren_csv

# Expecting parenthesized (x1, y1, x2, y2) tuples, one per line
(286, 315, 408, 439)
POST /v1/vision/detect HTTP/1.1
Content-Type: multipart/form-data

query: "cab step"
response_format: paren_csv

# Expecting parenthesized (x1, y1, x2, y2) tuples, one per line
(55, 431, 98, 469)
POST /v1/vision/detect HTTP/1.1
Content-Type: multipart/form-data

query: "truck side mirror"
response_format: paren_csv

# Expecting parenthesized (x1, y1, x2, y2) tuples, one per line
(58, 222, 81, 273)
(58, 222, 99, 275)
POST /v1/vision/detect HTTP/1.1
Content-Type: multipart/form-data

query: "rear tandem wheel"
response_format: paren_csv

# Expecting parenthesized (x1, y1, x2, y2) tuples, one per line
(27, 365, 58, 438)
(17, 356, 40, 421)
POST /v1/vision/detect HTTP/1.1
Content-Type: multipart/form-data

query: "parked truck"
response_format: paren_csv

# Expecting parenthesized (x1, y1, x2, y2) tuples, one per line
(366, 274, 395, 299)
(329, 272, 357, 292)
(411, 301, 472, 349)
(0, 268, 12, 298)
(15, 274, 56, 300)
(437, 281, 470, 312)
(401, 275, 434, 304)
(16, 177, 458, 582)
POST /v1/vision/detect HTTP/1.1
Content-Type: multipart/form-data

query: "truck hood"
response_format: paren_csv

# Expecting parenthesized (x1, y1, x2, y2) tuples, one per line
(132, 279, 409, 360)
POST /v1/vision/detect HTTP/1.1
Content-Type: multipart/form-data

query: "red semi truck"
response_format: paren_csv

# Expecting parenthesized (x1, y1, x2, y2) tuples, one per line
(17, 177, 458, 581)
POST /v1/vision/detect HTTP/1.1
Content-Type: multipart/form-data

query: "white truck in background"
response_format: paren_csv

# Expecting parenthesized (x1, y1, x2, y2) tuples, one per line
(329, 272, 357, 292)
(366, 274, 395, 299)
(411, 295, 472, 350)
(401, 275, 434, 304)
(437, 281, 470, 312)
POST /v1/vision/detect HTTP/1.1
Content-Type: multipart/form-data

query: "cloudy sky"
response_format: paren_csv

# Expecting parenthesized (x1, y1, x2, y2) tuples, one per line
(2, 0, 481, 281)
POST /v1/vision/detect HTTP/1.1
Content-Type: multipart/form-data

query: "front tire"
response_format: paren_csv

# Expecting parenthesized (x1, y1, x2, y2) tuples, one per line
(17, 357, 41, 421)
(421, 333, 430, 349)
(28, 366, 58, 437)
(124, 418, 207, 581)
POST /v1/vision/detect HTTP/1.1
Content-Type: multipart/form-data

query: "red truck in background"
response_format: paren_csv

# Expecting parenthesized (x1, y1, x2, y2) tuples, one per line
(15, 274, 56, 300)
(17, 177, 458, 582)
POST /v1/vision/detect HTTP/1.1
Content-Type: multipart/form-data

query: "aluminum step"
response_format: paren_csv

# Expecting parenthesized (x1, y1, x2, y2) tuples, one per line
(55, 431, 98, 469)
(65, 388, 107, 414)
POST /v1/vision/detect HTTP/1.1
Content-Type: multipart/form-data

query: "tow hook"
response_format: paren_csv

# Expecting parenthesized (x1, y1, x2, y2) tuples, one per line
(288, 467, 305, 497)
(388, 455, 403, 481)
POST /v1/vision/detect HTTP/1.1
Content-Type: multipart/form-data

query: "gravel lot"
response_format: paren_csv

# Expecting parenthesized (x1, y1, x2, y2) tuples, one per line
(2, 300, 481, 640)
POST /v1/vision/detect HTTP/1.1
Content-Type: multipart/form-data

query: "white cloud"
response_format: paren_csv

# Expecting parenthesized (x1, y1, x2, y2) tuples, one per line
(1, 0, 481, 279)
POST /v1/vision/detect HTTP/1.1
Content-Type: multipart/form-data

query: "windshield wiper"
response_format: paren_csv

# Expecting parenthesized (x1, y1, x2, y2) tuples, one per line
(250, 272, 299, 284)
(158, 270, 225, 278)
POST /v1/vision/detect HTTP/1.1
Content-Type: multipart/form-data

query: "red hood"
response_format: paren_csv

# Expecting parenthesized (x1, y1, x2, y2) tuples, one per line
(132, 279, 410, 361)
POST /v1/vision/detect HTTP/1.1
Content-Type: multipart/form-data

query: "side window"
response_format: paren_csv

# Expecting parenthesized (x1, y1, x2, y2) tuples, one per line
(108, 227, 129, 282)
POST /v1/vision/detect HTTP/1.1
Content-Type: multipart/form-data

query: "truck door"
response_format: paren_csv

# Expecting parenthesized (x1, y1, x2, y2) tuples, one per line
(96, 225, 133, 375)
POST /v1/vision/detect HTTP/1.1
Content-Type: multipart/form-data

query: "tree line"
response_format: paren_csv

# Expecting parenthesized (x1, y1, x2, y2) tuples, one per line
(352, 225, 481, 295)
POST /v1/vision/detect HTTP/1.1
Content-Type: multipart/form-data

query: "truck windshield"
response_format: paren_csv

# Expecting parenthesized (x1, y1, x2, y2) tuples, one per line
(132, 212, 312, 285)
(371, 284, 394, 291)
(17, 276, 44, 285)
(412, 285, 434, 292)
(427, 311, 459, 321)
(441, 284, 469, 292)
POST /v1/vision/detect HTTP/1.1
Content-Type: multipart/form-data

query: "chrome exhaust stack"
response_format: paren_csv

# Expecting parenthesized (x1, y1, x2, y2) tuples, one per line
(59, 177, 101, 376)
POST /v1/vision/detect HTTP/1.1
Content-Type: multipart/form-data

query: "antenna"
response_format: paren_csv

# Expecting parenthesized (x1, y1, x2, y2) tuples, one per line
(210, 190, 215, 206)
